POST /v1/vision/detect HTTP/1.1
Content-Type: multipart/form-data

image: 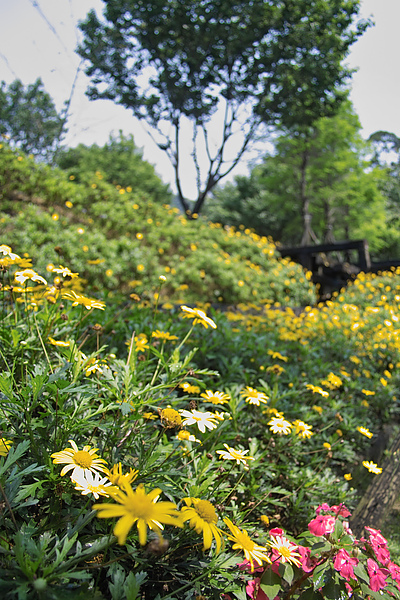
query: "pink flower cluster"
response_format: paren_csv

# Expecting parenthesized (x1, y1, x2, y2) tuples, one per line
(308, 505, 400, 594)
(308, 502, 351, 537)
(223, 506, 400, 600)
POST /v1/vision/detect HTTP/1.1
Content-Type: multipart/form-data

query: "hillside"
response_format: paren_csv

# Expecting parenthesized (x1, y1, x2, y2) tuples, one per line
(0, 142, 316, 306)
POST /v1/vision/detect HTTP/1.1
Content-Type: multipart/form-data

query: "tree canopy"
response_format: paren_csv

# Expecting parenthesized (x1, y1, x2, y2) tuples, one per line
(55, 132, 172, 203)
(77, 0, 369, 215)
(0, 78, 66, 162)
(207, 101, 387, 253)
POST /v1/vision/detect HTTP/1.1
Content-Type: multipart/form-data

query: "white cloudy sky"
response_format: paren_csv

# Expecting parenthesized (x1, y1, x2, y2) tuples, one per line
(1, 0, 399, 195)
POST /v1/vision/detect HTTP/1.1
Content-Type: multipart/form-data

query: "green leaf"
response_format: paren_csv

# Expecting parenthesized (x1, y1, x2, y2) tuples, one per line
(312, 563, 331, 590)
(231, 587, 248, 600)
(310, 540, 332, 556)
(330, 519, 344, 542)
(353, 562, 370, 584)
(0, 440, 30, 477)
(260, 567, 281, 599)
(360, 582, 384, 600)
(279, 561, 294, 585)
(322, 574, 348, 600)
(299, 586, 324, 599)
(124, 572, 147, 600)
(0, 373, 14, 399)
(13, 480, 43, 503)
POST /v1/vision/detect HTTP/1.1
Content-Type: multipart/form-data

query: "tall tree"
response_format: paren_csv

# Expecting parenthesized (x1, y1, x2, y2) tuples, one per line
(206, 101, 387, 252)
(0, 78, 66, 162)
(56, 132, 172, 203)
(77, 0, 368, 215)
(368, 131, 400, 227)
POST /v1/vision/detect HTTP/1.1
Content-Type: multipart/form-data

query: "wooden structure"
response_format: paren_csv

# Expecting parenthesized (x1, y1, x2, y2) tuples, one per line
(277, 239, 400, 299)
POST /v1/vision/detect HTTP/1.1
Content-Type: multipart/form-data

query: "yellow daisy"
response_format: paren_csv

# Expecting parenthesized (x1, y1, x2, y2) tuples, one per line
(362, 460, 382, 474)
(135, 333, 149, 352)
(51, 440, 108, 480)
(357, 426, 373, 438)
(105, 463, 139, 488)
(179, 409, 219, 433)
(48, 337, 70, 347)
(160, 408, 182, 429)
(177, 430, 201, 444)
(0, 438, 13, 456)
(240, 386, 269, 406)
(72, 471, 114, 500)
(50, 265, 79, 278)
(223, 518, 271, 570)
(305, 384, 329, 397)
(15, 269, 47, 285)
(151, 330, 178, 341)
(268, 416, 292, 435)
(93, 482, 183, 545)
(200, 390, 230, 405)
(293, 420, 313, 439)
(180, 305, 217, 329)
(216, 444, 255, 467)
(181, 498, 223, 553)
(269, 534, 301, 567)
(61, 290, 106, 310)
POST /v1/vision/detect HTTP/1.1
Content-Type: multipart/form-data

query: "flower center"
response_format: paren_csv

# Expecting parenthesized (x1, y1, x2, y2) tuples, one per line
(161, 408, 182, 428)
(126, 495, 153, 520)
(278, 545, 292, 559)
(73, 450, 93, 468)
(194, 500, 217, 523)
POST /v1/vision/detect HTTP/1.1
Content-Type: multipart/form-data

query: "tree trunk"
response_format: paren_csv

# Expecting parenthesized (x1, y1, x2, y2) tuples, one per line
(324, 199, 335, 243)
(300, 149, 319, 245)
(350, 432, 400, 537)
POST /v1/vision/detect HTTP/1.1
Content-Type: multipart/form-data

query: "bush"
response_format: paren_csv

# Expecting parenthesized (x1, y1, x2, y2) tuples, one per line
(0, 142, 316, 306)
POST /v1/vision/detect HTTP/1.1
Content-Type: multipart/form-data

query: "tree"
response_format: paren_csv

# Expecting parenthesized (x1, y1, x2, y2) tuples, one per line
(368, 131, 400, 230)
(77, 0, 369, 215)
(0, 78, 66, 162)
(56, 131, 172, 203)
(206, 101, 387, 252)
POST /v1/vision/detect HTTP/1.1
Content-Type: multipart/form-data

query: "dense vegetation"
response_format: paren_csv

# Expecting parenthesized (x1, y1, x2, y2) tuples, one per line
(1, 138, 400, 599)
(0, 141, 316, 307)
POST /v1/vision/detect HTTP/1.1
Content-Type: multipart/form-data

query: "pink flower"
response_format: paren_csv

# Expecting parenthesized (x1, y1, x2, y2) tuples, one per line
(238, 559, 264, 574)
(345, 582, 354, 595)
(367, 558, 389, 592)
(308, 514, 336, 536)
(333, 549, 359, 581)
(316, 503, 351, 517)
(269, 527, 284, 537)
(387, 561, 400, 585)
(316, 503, 331, 514)
(365, 527, 388, 546)
(365, 527, 391, 563)
(246, 578, 278, 600)
(297, 545, 319, 573)
(330, 504, 351, 518)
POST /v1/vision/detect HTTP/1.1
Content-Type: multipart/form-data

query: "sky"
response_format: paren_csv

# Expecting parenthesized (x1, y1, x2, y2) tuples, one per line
(1, 0, 399, 196)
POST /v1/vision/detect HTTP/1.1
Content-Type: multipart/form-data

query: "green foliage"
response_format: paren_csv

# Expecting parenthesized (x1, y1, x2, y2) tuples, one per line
(0, 142, 316, 306)
(0, 79, 66, 162)
(55, 132, 172, 204)
(368, 131, 400, 258)
(77, 0, 368, 214)
(207, 101, 388, 254)
(1, 249, 400, 597)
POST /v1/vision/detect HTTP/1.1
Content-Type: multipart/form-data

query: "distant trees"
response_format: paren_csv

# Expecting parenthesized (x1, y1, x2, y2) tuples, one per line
(0, 78, 66, 162)
(206, 101, 387, 253)
(77, 0, 368, 215)
(55, 132, 172, 203)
